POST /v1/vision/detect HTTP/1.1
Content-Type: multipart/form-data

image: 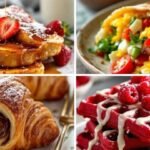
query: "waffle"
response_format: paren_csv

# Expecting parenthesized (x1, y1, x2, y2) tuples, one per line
(77, 77, 150, 150)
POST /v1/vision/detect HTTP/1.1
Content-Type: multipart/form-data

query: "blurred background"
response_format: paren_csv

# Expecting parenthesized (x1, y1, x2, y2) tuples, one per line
(77, 0, 132, 73)
(2, 0, 74, 26)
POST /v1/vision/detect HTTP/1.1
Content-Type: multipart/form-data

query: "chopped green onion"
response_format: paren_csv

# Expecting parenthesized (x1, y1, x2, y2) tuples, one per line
(131, 46, 141, 59)
(130, 17, 136, 25)
(130, 33, 141, 45)
(104, 54, 110, 61)
(88, 46, 98, 53)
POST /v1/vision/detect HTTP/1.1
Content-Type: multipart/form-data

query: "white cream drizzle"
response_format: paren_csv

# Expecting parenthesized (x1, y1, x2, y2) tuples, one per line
(136, 116, 150, 127)
(117, 109, 137, 150)
(87, 89, 139, 150)
(88, 96, 119, 150)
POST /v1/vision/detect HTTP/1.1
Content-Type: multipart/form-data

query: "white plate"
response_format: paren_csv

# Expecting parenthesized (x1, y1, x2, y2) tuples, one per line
(77, 0, 148, 74)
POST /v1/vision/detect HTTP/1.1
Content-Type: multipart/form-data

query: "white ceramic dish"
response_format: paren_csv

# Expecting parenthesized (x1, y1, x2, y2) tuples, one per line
(77, 0, 148, 74)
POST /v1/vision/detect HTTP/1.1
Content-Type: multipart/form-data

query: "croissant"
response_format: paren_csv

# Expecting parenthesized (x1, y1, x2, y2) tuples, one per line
(19, 76, 69, 101)
(0, 77, 59, 150)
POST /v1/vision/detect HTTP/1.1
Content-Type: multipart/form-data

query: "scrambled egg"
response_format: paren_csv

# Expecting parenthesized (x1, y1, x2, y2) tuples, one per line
(111, 13, 132, 42)
(134, 61, 150, 74)
(140, 27, 150, 38)
(109, 50, 126, 62)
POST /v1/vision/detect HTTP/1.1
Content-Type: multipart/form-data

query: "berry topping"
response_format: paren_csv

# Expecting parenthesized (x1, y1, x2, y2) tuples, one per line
(53, 45, 71, 66)
(118, 84, 139, 105)
(138, 81, 150, 95)
(107, 131, 118, 141)
(0, 17, 20, 40)
(131, 76, 150, 83)
(110, 85, 120, 94)
(77, 76, 90, 87)
(46, 20, 64, 37)
(142, 95, 150, 111)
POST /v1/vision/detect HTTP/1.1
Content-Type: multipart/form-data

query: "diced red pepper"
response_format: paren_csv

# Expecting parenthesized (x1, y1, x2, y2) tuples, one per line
(144, 38, 150, 47)
(135, 54, 149, 66)
(142, 18, 150, 29)
(122, 28, 131, 41)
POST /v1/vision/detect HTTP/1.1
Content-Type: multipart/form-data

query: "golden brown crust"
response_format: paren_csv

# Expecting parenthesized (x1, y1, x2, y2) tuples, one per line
(19, 76, 69, 101)
(0, 77, 59, 150)
(0, 62, 44, 74)
(0, 5, 64, 68)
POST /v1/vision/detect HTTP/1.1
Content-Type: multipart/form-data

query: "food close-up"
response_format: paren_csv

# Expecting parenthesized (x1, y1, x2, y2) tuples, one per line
(77, 0, 150, 74)
(0, 0, 74, 74)
(0, 76, 74, 150)
(76, 76, 150, 150)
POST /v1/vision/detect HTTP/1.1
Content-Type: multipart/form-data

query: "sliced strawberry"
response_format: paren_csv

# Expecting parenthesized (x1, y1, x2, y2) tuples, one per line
(0, 17, 20, 40)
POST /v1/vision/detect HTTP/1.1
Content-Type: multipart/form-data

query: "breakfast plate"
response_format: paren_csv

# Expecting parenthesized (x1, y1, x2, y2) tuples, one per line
(77, 0, 148, 74)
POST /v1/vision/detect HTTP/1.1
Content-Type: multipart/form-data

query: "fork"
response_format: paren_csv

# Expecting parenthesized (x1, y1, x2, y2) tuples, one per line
(55, 93, 74, 150)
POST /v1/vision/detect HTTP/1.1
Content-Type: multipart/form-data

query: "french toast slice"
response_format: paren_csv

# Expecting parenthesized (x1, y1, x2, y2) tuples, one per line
(0, 62, 44, 74)
(0, 33, 63, 68)
(0, 5, 64, 67)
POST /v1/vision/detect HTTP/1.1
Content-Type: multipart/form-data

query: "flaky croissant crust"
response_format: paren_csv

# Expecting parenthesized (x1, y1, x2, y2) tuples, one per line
(0, 77, 59, 150)
(19, 76, 69, 101)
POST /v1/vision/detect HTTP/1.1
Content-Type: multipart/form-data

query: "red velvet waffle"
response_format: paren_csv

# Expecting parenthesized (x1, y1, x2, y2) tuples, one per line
(77, 76, 150, 150)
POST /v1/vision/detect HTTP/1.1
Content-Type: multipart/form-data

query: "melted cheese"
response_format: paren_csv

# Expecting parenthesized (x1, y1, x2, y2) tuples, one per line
(134, 61, 150, 74)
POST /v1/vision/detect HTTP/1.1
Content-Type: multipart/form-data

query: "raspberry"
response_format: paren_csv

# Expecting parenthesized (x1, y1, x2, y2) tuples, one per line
(118, 84, 139, 105)
(46, 20, 64, 37)
(131, 76, 150, 83)
(138, 81, 150, 95)
(77, 76, 90, 87)
(53, 45, 72, 66)
(142, 95, 150, 111)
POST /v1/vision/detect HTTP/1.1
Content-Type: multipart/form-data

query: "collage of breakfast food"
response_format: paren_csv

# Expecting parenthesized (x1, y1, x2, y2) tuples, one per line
(0, 0, 149, 150)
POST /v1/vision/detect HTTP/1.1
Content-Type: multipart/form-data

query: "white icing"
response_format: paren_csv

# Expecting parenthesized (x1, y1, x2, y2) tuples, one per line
(136, 116, 150, 127)
(88, 98, 119, 150)
(117, 109, 137, 150)
(87, 88, 140, 150)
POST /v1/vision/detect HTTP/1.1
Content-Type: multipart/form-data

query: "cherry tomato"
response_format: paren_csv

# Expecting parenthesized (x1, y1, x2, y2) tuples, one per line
(111, 55, 135, 74)
(135, 54, 149, 66)
(122, 28, 131, 41)
(144, 38, 150, 47)
(142, 18, 150, 29)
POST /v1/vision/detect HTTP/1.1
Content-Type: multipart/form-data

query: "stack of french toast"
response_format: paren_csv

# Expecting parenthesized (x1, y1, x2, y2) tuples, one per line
(0, 5, 64, 74)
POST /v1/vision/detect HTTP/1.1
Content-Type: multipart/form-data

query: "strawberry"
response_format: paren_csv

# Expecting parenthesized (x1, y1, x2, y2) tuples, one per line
(0, 17, 20, 40)
(53, 45, 71, 66)
(46, 20, 64, 37)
